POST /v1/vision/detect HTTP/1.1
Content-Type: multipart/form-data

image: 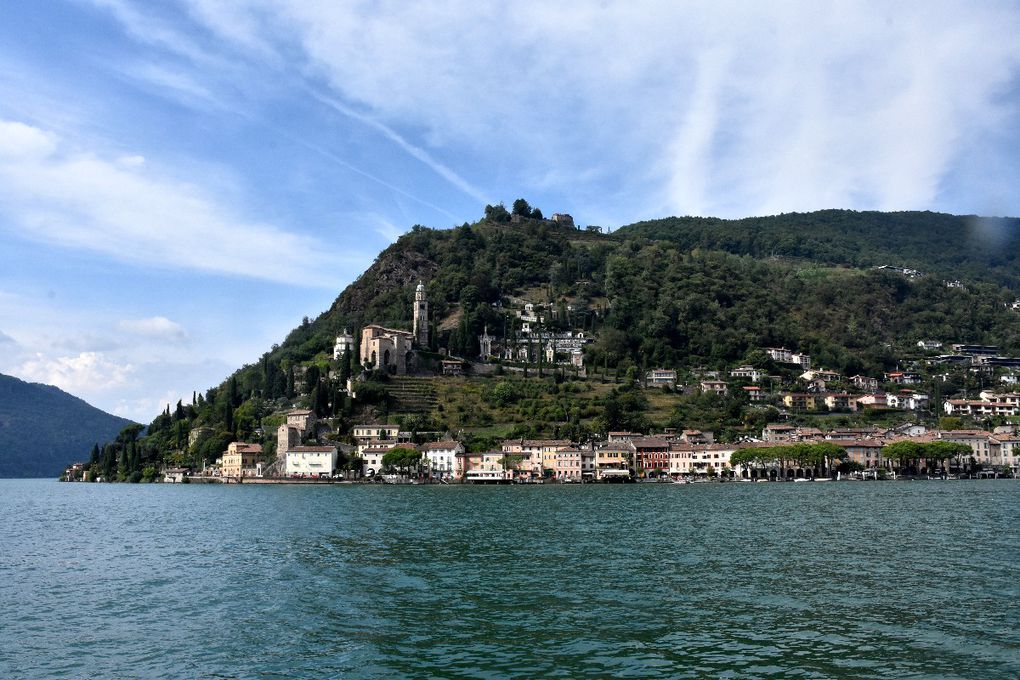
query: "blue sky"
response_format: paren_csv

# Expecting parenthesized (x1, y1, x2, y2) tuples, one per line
(2, 1, 1020, 421)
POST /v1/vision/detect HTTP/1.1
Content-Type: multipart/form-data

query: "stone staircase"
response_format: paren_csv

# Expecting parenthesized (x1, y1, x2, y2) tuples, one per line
(388, 376, 438, 414)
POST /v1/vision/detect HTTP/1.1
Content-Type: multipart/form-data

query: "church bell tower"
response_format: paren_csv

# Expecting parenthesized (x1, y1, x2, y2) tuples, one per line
(413, 281, 429, 348)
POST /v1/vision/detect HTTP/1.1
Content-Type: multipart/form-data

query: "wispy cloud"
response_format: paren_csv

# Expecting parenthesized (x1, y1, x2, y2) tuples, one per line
(0, 118, 355, 286)
(169, 0, 1020, 220)
(0, 329, 16, 346)
(366, 215, 406, 243)
(86, 0, 218, 67)
(310, 91, 490, 205)
(116, 60, 226, 110)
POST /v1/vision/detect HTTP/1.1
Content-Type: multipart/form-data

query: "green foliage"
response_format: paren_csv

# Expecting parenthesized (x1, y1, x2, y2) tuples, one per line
(617, 210, 1020, 291)
(382, 446, 423, 475)
(883, 440, 971, 467)
(488, 380, 521, 407)
(938, 416, 965, 430)
(730, 443, 847, 470)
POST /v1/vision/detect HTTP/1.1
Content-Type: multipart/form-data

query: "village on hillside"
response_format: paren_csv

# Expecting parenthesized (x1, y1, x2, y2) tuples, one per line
(63, 237, 1020, 484)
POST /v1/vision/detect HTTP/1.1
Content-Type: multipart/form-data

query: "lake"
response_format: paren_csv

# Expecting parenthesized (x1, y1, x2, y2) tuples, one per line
(1, 479, 1017, 679)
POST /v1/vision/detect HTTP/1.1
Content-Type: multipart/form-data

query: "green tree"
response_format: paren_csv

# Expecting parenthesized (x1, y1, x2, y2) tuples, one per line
(382, 447, 423, 478)
(512, 198, 532, 217)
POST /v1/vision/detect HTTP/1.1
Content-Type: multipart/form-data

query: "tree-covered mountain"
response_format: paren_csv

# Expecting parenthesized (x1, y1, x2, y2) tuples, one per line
(78, 205, 1020, 477)
(0, 373, 136, 478)
(614, 210, 1020, 291)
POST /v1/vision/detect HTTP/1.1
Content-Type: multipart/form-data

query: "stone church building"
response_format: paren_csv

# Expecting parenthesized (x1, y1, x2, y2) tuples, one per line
(356, 281, 429, 375)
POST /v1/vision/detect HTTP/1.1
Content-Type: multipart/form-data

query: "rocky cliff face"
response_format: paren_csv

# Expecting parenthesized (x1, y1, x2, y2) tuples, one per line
(328, 247, 439, 323)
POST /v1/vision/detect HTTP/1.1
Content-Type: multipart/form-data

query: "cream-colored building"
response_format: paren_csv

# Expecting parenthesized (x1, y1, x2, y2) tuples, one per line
(353, 424, 401, 442)
(460, 451, 511, 482)
(552, 448, 585, 481)
(594, 442, 633, 479)
(500, 439, 571, 478)
(221, 442, 263, 478)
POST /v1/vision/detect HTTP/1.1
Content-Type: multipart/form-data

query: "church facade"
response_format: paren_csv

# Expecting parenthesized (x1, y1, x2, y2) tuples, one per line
(337, 281, 431, 376)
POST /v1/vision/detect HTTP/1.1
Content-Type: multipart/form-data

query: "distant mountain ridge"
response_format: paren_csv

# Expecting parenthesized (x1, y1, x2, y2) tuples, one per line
(0, 373, 135, 478)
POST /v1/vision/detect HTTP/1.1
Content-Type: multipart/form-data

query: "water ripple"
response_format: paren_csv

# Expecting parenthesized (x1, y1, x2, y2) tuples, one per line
(1, 480, 1018, 679)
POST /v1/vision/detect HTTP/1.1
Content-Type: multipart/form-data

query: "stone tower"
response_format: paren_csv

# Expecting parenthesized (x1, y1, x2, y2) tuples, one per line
(413, 281, 429, 347)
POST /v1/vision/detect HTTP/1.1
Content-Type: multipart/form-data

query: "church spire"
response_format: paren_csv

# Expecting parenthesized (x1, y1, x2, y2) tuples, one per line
(413, 280, 429, 347)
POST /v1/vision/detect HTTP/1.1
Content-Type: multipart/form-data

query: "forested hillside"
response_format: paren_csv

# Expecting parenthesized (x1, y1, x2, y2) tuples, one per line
(615, 210, 1020, 291)
(78, 204, 1020, 478)
(0, 373, 135, 477)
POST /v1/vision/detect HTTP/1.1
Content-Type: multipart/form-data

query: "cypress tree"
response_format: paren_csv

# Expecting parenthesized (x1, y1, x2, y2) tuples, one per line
(224, 398, 234, 434)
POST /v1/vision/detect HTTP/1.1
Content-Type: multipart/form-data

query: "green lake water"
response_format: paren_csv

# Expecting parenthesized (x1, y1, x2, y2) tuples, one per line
(1, 479, 1017, 678)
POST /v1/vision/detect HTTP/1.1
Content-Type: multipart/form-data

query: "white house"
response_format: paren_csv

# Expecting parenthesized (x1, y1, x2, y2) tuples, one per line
(730, 366, 765, 383)
(333, 329, 355, 359)
(646, 368, 677, 387)
(360, 444, 396, 476)
(285, 446, 338, 477)
(420, 440, 465, 480)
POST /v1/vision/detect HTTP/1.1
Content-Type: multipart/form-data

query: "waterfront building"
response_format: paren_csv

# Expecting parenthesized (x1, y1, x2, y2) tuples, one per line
(552, 448, 585, 481)
(936, 430, 994, 466)
(221, 442, 263, 478)
(594, 441, 633, 479)
(359, 443, 398, 476)
(500, 439, 571, 478)
(285, 445, 337, 477)
(632, 437, 670, 474)
(420, 440, 465, 480)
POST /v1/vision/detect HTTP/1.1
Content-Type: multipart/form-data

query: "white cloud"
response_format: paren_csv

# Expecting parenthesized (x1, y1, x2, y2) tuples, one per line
(112, 389, 187, 422)
(172, 0, 1020, 219)
(0, 329, 16, 346)
(17, 351, 135, 393)
(117, 316, 189, 342)
(0, 120, 57, 159)
(0, 118, 356, 286)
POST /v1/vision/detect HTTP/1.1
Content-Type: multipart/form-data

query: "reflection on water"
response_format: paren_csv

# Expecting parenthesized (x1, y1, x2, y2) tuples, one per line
(1, 480, 1017, 678)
